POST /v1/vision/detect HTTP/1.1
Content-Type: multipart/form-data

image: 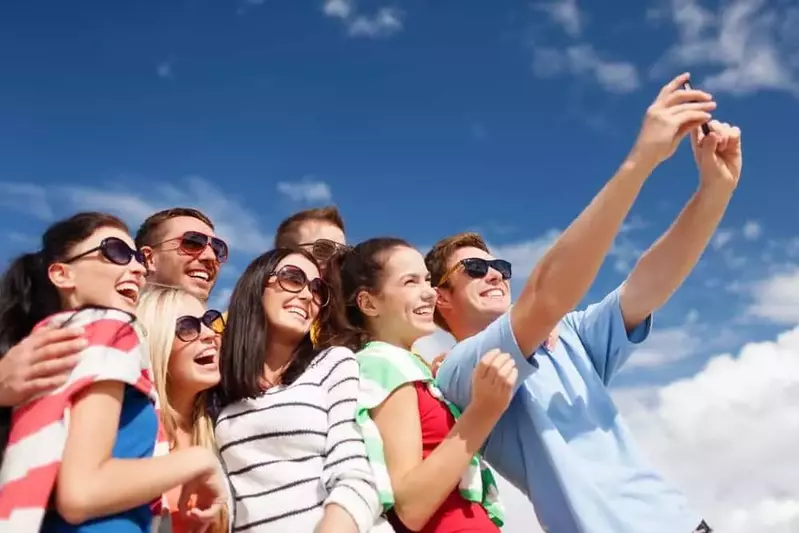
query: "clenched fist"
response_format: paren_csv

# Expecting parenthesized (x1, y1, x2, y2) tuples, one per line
(471, 349, 518, 417)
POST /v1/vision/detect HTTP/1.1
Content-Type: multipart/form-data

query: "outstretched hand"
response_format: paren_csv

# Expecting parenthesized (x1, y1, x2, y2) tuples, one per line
(632, 72, 716, 166)
(691, 120, 742, 192)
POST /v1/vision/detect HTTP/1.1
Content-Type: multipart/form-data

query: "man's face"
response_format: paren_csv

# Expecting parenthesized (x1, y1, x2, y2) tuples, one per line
(296, 221, 346, 247)
(295, 221, 346, 272)
(143, 216, 224, 301)
(439, 246, 511, 326)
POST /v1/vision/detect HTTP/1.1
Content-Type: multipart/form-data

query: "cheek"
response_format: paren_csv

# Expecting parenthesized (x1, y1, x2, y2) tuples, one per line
(167, 351, 194, 381)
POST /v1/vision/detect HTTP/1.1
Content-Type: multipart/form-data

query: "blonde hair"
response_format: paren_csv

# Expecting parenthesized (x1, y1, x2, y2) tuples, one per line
(137, 284, 227, 531)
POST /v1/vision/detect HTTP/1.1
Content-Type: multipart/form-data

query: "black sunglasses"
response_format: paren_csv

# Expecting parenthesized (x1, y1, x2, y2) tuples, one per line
(438, 257, 512, 287)
(63, 237, 146, 267)
(175, 309, 226, 342)
(269, 265, 330, 307)
(154, 231, 229, 263)
(299, 239, 349, 263)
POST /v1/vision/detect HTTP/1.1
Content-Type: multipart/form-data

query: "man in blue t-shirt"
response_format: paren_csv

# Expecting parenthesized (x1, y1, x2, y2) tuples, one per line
(426, 75, 741, 533)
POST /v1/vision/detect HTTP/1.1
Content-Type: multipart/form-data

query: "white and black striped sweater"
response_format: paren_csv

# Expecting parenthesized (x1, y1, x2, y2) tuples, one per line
(215, 347, 383, 533)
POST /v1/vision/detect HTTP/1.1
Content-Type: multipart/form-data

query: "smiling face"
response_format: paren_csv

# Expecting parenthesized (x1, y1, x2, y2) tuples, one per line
(440, 245, 511, 326)
(145, 216, 222, 300)
(167, 295, 221, 395)
(361, 246, 437, 349)
(262, 253, 323, 343)
(48, 225, 147, 313)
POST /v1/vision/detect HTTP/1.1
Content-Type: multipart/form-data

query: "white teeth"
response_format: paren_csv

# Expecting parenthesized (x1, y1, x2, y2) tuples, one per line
(287, 307, 308, 319)
(483, 289, 503, 298)
(188, 271, 210, 281)
(413, 307, 433, 316)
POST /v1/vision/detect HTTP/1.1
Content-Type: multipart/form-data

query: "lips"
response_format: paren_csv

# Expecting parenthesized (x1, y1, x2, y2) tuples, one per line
(193, 348, 218, 366)
(115, 281, 141, 305)
(413, 305, 434, 316)
(285, 305, 309, 320)
(480, 288, 505, 298)
(187, 268, 212, 283)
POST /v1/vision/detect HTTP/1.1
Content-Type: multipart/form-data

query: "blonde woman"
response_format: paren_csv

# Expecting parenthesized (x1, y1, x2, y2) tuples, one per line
(137, 285, 228, 533)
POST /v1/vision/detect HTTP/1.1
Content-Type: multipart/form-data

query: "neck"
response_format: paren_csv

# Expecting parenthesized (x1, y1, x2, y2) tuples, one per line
(264, 336, 299, 377)
(449, 313, 494, 343)
(169, 389, 198, 446)
(370, 323, 414, 352)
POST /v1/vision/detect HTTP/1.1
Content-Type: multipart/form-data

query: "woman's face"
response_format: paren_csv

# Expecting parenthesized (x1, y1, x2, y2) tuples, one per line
(262, 253, 324, 342)
(50, 226, 147, 313)
(168, 296, 221, 394)
(367, 246, 437, 346)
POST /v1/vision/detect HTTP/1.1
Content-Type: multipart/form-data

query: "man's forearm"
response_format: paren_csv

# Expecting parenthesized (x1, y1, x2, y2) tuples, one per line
(512, 153, 656, 351)
(620, 184, 734, 328)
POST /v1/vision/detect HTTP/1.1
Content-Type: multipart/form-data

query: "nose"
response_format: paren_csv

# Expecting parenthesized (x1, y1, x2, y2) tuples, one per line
(422, 284, 437, 303)
(199, 322, 217, 342)
(296, 283, 313, 301)
(484, 267, 503, 284)
(196, 242, 218, 263)
(129, 258, 147, 278)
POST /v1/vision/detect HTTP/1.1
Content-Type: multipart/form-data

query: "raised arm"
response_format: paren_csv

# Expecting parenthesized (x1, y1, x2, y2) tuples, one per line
(620, 120, 742, 328)
(317, 348, 381, 533)
(56, 382, 223, 524)
(510, 73, 716, 355)
(372, 350, 515, 531)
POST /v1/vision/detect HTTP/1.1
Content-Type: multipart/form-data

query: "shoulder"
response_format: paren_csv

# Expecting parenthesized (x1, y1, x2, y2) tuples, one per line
(449, 311, 514, 357)
(39, 307, 140, 351)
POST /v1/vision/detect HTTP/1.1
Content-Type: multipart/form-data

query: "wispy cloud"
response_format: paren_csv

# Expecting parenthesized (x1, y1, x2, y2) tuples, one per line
(533, 44, 641, 93)
(0, 182, 55, 221)
(0, 177, 273, 254)
(322, 0, 403, 38)
(534, 0, 584, 37)
(652, 0, 799, 96)
(156, 60, 174, 80)
(276, 179, 333, 204)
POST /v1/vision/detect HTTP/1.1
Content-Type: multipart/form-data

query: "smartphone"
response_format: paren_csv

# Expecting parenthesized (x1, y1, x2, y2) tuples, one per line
(682, 80, 712, 136)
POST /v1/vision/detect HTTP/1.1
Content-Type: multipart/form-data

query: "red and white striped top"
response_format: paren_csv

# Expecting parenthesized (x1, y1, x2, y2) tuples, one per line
(0, 307, 169, 532)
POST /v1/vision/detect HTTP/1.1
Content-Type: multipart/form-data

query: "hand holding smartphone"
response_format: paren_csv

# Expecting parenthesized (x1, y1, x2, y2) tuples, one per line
(681, 80, 712, 136)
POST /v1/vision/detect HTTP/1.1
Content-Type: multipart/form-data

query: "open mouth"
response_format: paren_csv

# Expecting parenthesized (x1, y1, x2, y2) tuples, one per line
(193, 351, 217, 366)
(413, 305, 434, 316)
(187, 268, 213, 284)
(116, 283, 140, 305)
(285, 306, 309, 320)
(480, 288, 504, 299)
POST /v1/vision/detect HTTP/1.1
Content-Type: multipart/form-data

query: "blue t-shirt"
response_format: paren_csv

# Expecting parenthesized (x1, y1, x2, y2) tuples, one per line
(42, 385, 158, 533)
(436, 288, 701, 533)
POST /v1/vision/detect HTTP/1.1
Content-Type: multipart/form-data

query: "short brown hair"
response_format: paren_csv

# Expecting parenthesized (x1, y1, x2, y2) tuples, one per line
(425, 232, 490, 332)
(274, 206, 345, 248)
(135, 207, 215, 248)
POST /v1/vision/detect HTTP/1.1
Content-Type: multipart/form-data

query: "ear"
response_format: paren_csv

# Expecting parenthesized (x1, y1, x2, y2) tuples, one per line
(47, 262, 76, 290)
(356, 290, 380, 318)
(140, 246, 156, 273)
(434, 286, 453, 312)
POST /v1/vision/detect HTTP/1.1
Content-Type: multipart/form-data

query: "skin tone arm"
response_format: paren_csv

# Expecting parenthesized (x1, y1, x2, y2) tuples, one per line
(370, 350, 515, 531)
(510, 73, 716, 354)
(55, 381, 222, 525)
(620, 120, 742, 329)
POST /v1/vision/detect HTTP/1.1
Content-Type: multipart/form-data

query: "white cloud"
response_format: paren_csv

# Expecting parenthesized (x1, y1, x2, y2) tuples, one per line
(533, 44, 640, 93)
(655, 0, 799, 96)
(1, 177, 273, 255)
(743, 220, 763, 240)
(322, 0, 403, 38)
(0, 182, 55, 221)
(748, 269, 799, 324)
(276, 179, 333, 204)
(156, 61, 173, 79)
(615, 327, 799, 532)
(535, 0, 584, 37)
(711, 227, 734, 250)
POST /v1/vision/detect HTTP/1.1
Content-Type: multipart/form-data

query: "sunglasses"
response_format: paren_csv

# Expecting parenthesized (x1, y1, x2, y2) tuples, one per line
(299, 239, 349, 264)
(175, 309, 226, 342)
(437, 257, 512, 287)
(154, 231, 229, 263)
(269, 265, 330, 307)
(63, 237, 146, 267)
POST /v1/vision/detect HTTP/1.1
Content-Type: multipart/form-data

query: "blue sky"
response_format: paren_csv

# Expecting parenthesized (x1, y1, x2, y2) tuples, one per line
(1, 1, 798, 530)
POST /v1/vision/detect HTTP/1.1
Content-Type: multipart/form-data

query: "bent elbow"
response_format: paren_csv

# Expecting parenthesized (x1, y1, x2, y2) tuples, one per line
(393, 504, 431, 532)
(55, 489, 92, 525)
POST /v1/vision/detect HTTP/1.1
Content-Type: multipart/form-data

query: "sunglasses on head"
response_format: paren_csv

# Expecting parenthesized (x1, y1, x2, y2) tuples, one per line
(269, 265, 330, 307)
(437, 257, 512, 287)
(154, 231, 229, 263)
(63, 237, 146, 267)
(299, 239, 349, 264)
(175, 309, 226, 342)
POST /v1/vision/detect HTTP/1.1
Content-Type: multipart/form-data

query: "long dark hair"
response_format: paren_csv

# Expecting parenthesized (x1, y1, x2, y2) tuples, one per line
(215, 247, 331, 408)
(0, 211, 129, 356)
(316, 237, 411, 353)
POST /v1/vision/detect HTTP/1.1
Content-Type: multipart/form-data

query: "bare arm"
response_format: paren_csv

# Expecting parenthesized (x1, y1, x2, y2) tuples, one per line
(372, 351, 514, 531)
(510, 73, 716, 354)
(55, 381, 218, 525)
(620, 120, 742, 329)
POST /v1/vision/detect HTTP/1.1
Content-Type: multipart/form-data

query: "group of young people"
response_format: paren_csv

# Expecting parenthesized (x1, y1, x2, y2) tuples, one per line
(0, 73, 741, 533)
